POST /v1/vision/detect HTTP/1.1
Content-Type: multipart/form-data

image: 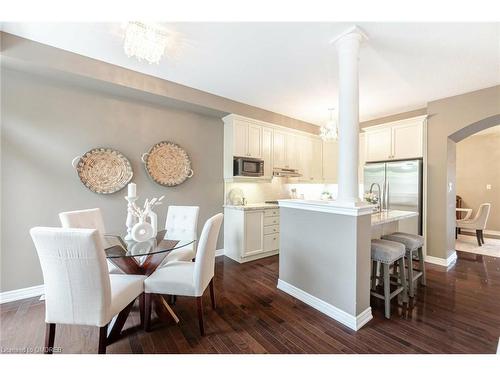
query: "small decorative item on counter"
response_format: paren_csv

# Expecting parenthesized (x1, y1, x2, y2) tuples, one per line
(290, 188, 297, 199)
(321, 191, 333, 200)
(129, 195, 165, 242)
(364, 192, 379, 205)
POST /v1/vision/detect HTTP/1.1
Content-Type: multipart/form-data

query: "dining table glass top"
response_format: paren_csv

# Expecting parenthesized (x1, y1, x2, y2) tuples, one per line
(103, 229, 194, 258)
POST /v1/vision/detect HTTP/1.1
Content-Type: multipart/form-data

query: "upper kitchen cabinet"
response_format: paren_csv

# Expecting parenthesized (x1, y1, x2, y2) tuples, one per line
(322, 140, 338, 183)
(298, 136, 322, 182)
(363, 115, 426, 162)
(273, 130, 300, 170)
(232, 118, 262, 158)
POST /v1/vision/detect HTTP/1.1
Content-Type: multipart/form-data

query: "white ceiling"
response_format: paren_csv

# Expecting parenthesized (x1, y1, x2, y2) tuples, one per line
(2, 22, 499, 125)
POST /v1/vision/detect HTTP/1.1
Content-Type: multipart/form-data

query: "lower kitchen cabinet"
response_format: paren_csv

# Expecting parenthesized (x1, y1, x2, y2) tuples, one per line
(223, 206, 280, 263)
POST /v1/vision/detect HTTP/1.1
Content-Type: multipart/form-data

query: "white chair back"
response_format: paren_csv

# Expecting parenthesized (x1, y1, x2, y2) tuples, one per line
(30, 227, 112, 327)
(193, 213, 223, 295)
(165, 206, 200, 243)
(474, 203, 491, 229)
(59, 208, 107, 244)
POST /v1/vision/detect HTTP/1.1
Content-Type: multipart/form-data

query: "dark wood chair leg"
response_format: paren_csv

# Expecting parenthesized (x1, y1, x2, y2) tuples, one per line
(480, 230, 485, 244)
(98, 325, 108, 354)
(144, 293, 152, 332)
(476, 230, 482, 246)
(139, 293, 145, 327)
(209, 279, 216, 309)
(455, 227, 458, 239)
(196, 296, 205, 336)
(44, 323, 56, 354)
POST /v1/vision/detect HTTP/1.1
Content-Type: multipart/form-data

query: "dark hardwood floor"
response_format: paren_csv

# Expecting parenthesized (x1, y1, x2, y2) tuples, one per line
(1, 252, 499, 354)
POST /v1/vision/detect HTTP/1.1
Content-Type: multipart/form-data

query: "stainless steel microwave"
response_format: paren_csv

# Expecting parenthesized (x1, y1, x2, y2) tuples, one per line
(233, 156, 264, 177)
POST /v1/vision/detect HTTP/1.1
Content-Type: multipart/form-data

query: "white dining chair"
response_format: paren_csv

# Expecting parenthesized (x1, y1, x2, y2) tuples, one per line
(162, 206, 200, 263)
(456, 203, 491, 246)
(144, 213, 223, 335)
(30, 227, 146, 354)
(59, 208, 117, 272)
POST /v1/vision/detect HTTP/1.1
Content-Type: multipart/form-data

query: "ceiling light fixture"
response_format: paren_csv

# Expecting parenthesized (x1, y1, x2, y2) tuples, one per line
(320, 108, 338, 141)
(123, 22, 169, 64)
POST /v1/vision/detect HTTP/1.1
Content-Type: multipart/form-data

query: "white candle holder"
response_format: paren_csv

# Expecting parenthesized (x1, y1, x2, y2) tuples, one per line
(125, 196, 138, 240)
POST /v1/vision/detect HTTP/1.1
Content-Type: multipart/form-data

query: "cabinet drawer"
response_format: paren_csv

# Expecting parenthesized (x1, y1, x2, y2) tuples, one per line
(264, 209, 279, 217)
(264, 234, 279, 251)
(264, 216, 280, 226)
(264, 225, 279, 235)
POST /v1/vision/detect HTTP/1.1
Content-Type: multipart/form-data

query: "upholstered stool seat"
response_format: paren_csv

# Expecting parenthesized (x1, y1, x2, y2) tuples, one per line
(370, 239, 407, 319)
(381, 232, 426, 297)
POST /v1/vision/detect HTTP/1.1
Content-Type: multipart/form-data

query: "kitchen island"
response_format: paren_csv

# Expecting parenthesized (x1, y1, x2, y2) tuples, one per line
(277, 199, 418, 331)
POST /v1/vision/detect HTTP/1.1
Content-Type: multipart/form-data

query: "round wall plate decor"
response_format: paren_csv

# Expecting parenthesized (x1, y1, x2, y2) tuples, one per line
(142, 141, 194, 186)
(74, 148, 133, 194)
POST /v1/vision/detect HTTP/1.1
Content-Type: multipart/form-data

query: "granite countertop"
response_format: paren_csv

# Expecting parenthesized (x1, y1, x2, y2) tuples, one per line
(223, 203, 280, 211)
(371, 210, 418, 226)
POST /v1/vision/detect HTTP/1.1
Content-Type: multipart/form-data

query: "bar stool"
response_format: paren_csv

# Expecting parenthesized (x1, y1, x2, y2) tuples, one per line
(382, 232, 426, 298)
(370, 239, 407, 319)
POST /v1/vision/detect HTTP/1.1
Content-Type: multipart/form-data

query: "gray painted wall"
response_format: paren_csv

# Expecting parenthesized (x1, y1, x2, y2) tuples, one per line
(1, 68, 224, 292)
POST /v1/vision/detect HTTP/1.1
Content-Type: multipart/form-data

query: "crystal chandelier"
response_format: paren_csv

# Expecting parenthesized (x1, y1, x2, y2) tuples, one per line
(319, 108, 338, 141)
(123, 22, 169, 64)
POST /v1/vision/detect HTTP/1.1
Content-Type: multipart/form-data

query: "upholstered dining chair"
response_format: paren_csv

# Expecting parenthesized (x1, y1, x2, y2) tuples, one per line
(30, 227, 146, 354)
(456, 203, 491, 246)
(59, 208, 117, 272)
(162, 205, 200, 263)
(144, 213, 223, 336)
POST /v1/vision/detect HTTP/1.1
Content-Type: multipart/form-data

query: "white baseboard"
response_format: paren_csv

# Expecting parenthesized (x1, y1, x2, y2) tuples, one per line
(215, 249, 225, 257)
(277, 279, 372, 331)
(0, 284, 45, 304)
(425, 251, 457, 268)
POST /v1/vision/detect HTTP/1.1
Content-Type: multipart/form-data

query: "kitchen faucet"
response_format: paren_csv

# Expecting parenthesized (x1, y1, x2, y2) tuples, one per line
(369, 183, 382, 213)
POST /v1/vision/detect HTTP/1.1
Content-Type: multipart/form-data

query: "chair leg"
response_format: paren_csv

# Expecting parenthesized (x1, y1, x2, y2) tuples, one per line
(455, 227, 458, 239)
(407, 253, 415, 297)
(480, 230, 485, 244)
(209, 279, 216, 309)
(98, 325, 108, 354)
(144, 293, 152, 332)
(44, 323, 56, 354)
(476, 230, 482, 246)
(397, 257, 408, 302)
(418, 247, 427, 286)
(139, 293, 145, 327)
(371, 260, 377, 290)
(383, 263, 391, 319)
(196, 296, 205, 336)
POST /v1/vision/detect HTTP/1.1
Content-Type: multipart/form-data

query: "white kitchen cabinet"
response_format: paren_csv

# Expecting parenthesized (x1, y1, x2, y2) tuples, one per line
(232, 119, 262, 158)
(224, 206, 280, 263)
(322, 140, 338, 183)
(273, 130, 287, 169)
(297, 136, 323, 182)
(285, 133, 299, 170)
(363, 116, 425, 162)
(365, 127, 392, 162)
(262, 127, 273, 178)
(391, 121, 423, 159)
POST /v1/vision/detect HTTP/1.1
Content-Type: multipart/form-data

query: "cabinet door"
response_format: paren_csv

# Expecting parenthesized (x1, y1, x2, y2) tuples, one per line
(322, 140, 338, 182)
(244, 211, 264, 256)
(297, 136, 311, 181)
(365, 127, 392, 162)
(233, 120, 248, 157)
(262, 127, 273, 178)
(273, 130, 287, 168)
(285, 133, 298, 169)
(247, 124, 262, 158)
(392, 122, 423, 159)
(310, 137, 323, 181)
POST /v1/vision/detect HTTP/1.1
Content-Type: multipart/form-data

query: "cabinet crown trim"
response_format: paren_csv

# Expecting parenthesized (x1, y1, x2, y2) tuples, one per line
(362, 115, 427, 132)
(223, 113, 318, 137)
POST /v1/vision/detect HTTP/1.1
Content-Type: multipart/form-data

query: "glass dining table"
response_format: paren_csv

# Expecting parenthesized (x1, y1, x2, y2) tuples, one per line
(103, 230, 194, 335)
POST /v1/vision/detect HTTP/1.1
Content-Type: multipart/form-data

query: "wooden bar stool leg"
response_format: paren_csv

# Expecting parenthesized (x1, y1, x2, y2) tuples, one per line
(383, 263, 391, 319)
(407, 253, 415, 297)
(418, 247, 426, 286)
(398, 257, 408, 301)
(371, 260, 377, 290)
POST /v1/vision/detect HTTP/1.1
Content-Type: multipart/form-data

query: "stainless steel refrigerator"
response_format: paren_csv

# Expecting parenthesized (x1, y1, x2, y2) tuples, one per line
(364, 159, 423, 235)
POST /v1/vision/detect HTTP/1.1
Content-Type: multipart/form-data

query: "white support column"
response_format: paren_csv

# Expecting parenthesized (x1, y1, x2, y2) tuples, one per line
(332, 26, 367, 206)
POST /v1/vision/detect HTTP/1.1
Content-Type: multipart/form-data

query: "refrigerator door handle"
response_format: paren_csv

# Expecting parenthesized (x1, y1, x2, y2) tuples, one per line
(386, 182, 390, 211)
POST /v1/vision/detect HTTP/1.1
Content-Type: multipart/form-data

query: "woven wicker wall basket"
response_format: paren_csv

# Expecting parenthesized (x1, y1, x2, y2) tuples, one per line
(142, 141, 194, 187)
(72, 148, 133, 194)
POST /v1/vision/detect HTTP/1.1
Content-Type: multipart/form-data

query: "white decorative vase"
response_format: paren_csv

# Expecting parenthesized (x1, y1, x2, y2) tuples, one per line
(131, 219, 155, 242)
(144, 208, 158, 237)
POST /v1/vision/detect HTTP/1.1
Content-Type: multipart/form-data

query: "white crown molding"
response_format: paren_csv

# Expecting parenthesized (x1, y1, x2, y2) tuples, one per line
(278, 199, 374, 216)
(425, 251, 457, 268)
(361, 115, 428, 132)
(0, 284, 45, 304)
(277, 279, 372, 331)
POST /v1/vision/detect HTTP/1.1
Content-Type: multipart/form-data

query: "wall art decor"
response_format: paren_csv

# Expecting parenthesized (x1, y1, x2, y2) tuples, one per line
(141, 141, 194, 186)
(71, 148, 133, 194)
